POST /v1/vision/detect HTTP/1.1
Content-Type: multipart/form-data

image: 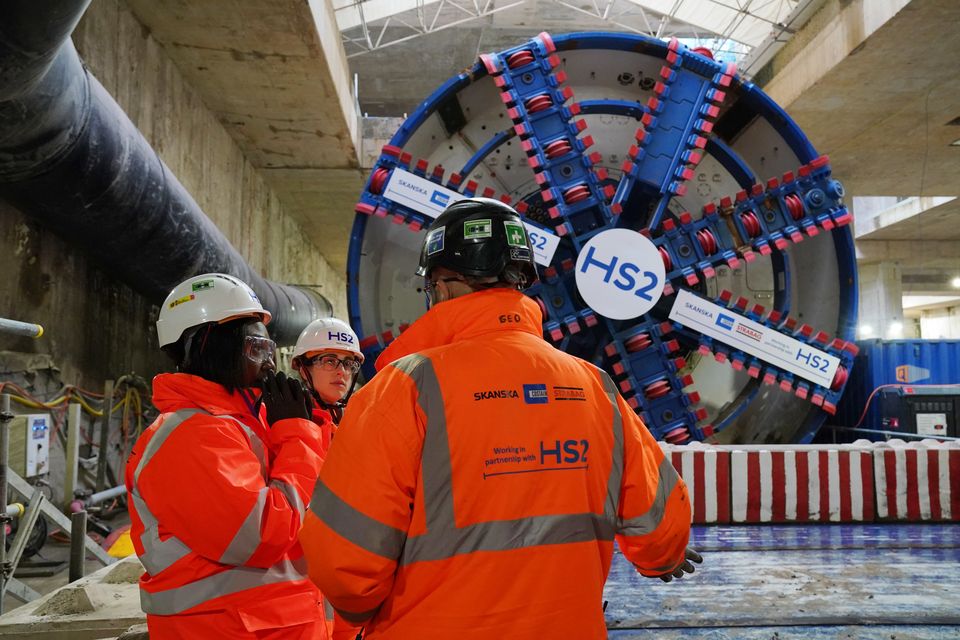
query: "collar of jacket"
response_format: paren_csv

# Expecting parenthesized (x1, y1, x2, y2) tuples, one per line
(375, 288, 543, 371)
(152, 372, 263, 421)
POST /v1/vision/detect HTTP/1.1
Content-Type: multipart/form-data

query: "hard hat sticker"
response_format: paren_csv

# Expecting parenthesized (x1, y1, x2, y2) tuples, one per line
(504, 221, 527, 247)
(426, 226, 445, 255)
(168, 294, 195, 309)
(191, 279, 214, 292)
(574, 229, 665, 320)
(464, 219, 493, 240)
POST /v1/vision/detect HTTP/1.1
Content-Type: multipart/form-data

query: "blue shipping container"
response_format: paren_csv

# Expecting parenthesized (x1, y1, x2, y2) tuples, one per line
(833, 339, 960, 431)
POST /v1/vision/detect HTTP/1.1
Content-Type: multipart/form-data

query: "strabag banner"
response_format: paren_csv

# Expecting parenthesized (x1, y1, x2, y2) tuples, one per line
(668, 289, 840, 388)
(383, 168, 560, 266)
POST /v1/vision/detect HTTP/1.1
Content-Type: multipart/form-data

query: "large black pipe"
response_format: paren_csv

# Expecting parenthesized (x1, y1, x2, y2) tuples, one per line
(0, 0, 331, 345)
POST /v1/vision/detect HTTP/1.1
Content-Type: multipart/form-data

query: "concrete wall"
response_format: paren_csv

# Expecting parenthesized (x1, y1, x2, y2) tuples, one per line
(0, 0, 347, 390)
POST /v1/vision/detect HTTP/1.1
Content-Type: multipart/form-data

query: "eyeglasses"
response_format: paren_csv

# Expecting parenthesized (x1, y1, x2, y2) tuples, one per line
(243, 335, 276, 365)
(423, 276, 463, 307)
(307, 354, 361, 374)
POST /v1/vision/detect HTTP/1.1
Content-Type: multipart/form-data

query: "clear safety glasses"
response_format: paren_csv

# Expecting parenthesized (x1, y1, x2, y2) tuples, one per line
(423, 276, 462, 308)
(308, 354, 361, 374)
(243, 335, 276, 365)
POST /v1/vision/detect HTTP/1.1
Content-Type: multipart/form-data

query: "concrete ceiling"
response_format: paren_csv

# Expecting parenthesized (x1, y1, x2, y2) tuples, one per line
(124, 0, 364, 272)
(859, 198, 960, 241)
(345, 1, 712, 116)
(761, 0, 960, 198)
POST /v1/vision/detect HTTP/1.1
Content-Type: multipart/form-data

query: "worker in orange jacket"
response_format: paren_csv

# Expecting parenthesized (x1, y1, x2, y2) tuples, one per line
(126, 273, 328, 638)
(292, 318, 366, 640)
(299, 199, 700, 639)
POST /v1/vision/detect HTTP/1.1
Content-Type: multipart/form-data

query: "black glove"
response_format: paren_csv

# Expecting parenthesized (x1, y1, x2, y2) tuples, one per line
(260, 371, 313, 426)
(653, 547, 702, 583)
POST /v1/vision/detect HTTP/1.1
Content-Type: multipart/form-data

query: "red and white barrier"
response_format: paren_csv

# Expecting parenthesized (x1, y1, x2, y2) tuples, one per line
(653, 441, 960, 524)
(727, 446, 874, 523)
(665, 444, 730, 523)
(873, 440, 960, 521)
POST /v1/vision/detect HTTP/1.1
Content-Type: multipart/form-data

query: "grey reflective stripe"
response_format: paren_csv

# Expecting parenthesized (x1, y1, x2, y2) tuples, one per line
(270, 479, 305, 521)
(219, 487, 269, 565)
(402, 511, 615, 564)
(222, 416, 268, 481)
(309, 480, 406, 559)
(395, 355, 453, 531)
(140, 557, 309, 615)
(597, 369, 625, 529)
(134, 409, 206, 480)
(131, 492, 192, 575)
(131, 409, 205, 575)
(618, 456, 681, 537)
(394, 355, 625, 565)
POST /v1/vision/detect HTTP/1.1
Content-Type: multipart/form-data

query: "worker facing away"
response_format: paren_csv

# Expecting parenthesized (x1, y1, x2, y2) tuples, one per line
(300, 198, 699, 639)
(292, 318, 367, 640)
(125, 273, 329, 639)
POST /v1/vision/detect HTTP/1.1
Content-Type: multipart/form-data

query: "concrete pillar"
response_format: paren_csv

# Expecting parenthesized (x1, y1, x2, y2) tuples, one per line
(858, 262, 904, 339)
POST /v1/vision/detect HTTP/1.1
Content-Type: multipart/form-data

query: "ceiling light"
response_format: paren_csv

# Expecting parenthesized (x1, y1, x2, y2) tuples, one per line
(858, 324, 873, 338)
(952, 277, 960, 289)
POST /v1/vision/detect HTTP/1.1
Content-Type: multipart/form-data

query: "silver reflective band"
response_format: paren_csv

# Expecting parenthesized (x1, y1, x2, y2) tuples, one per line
(219, 487, 268, 565)
(224, 416, 268, 481)
(309, 480, 406, 560)
(618, 456, 680, 537)
(131, 492, 192, 575)
(131, 410, 204, 575)
(271, 479, 305, 522)
(402, 511, 616, 564)
(140, 558, 308, 615)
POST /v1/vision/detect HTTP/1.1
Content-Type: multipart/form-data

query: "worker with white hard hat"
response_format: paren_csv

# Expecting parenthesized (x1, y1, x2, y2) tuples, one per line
(291, 317, 365, 640)
(126, 273, 328, 639)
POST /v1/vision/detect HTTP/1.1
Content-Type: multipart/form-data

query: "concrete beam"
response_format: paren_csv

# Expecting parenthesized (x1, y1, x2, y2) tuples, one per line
(761, 0, 912, 108)
(757, 0, 960, 197)
(855, 197, 957, 239)
(857, 239, 960, 265)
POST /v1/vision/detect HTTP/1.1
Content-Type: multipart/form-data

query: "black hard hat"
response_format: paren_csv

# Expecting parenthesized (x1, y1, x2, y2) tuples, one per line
(417, 198, 539, 285)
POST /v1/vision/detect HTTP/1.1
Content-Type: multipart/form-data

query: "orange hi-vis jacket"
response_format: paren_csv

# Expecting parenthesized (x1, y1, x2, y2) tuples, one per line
(126, 373, 329, 639)
(309, 404, 365, 640)
(300, 288, 691, 639)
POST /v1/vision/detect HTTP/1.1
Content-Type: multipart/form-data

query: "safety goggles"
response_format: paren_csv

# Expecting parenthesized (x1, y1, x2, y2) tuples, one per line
(242, 335, 276, 365)
(307, 354, 361, 374)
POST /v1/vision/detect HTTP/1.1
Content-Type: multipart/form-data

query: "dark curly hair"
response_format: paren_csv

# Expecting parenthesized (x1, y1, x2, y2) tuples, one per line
(163, 317, 255, 393)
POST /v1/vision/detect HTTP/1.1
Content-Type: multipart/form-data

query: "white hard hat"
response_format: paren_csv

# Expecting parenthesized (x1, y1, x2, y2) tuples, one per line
(293, 318, 364, 363)
(156, 273, 271, 349)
